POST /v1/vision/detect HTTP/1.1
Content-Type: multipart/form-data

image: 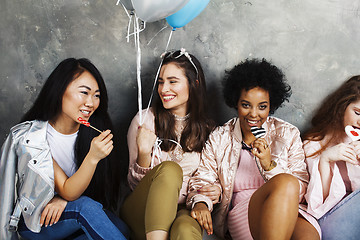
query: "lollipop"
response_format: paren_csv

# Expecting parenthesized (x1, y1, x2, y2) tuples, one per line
(77, 117, 102, 133)
(251, 126, 266, 138)
(345, 125, 360, 141)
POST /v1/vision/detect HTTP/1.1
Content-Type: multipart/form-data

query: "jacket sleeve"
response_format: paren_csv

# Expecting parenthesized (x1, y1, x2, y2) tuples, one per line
(186, 129, 222, 212)
(127, 111, 160, 190)
(263, 126, 309, 202)
(304, 140, 346, 219)
(0, 131, 19, 240)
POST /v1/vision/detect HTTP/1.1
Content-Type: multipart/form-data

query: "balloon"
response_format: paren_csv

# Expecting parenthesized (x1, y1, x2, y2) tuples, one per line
(166, 0, 210, 29)
(131, 0, 190, 22)
(120, 0, 134, 11)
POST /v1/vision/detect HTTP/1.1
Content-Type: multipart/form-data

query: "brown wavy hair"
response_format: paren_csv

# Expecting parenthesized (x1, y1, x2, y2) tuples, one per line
(303, 75, 360, 157)
(153, 50, 215, 152)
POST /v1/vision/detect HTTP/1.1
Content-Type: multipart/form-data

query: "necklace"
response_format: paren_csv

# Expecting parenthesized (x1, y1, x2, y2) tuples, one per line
(172, 113, 190, 121)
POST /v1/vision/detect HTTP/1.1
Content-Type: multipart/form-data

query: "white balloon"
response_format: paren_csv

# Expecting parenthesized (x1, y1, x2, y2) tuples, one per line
(131, 0, 189, 22)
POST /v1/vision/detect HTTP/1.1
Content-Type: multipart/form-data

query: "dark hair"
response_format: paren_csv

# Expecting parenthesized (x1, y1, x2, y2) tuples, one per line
(222, 58, 292, 114)
(303, 75, 360, 156)
(153, 50, 215, 152)
(21, 58, 119, 210)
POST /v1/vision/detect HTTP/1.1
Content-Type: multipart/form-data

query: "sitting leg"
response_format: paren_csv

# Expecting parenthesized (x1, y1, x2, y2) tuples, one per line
(18, 196, 127, 240)
(291, 216, 320, 240)
(121, 161, 183, 240)
(248, 173, 300, 240)
(318, 188, 360, 240)
(170, 208, 203, 240)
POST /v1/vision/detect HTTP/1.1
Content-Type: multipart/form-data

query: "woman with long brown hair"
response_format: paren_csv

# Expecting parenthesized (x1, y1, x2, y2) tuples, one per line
(303, 75, 360, 240)
(120, 49, 215, 240)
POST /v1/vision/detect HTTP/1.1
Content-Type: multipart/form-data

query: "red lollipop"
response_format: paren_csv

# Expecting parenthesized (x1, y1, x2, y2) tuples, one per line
(77, 117, 102, 133)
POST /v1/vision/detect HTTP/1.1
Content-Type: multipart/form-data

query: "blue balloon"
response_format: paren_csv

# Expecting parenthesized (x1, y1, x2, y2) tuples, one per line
(166, 0, 210, 29)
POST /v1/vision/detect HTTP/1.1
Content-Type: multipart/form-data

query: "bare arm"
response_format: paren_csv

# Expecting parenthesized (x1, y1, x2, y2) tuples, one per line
(318, 143, 358, 199)
(54, 130, 113, 201)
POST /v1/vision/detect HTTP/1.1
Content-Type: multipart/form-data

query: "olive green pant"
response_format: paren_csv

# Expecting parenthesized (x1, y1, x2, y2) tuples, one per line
(120, 161, 202, 240)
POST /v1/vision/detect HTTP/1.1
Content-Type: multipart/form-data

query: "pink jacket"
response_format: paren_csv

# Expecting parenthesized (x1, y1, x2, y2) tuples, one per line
(304, 140, 354, 219)
(127, 109, 201, 204)
(187, 117, 310, 238)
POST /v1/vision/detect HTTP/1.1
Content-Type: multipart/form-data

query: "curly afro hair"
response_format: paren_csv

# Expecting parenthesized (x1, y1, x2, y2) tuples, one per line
(222, 58, 291, 114)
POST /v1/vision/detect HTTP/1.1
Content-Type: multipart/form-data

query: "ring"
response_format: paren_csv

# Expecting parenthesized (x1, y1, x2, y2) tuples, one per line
(264, 144, 268, 149)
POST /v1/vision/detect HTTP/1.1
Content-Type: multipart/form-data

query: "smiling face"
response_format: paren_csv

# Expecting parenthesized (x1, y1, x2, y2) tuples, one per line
(157, 63, 190, 117)
(53, 70, 100, 132)
(343, 99, 360, 131)
(238, 87, 270, 136)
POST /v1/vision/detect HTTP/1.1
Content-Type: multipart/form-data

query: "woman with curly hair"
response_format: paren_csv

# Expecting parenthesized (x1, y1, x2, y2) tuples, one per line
(303, 76, 360, 240)
(187, 58, 320, 239)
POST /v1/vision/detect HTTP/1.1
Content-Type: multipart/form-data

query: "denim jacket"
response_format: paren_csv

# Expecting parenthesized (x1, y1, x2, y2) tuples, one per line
(0, 120, 54, 240)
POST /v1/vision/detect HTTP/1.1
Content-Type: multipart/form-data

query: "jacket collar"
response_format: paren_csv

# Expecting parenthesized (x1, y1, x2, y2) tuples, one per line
(233, 118, 243, 143)
(24, 120, 49, 149)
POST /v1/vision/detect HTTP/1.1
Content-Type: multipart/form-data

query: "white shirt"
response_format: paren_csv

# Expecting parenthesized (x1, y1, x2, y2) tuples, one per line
(47, 123, 78, 177)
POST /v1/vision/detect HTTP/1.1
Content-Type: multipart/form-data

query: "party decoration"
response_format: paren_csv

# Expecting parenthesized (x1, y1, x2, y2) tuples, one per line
(345, 125, 360, 141)
(132, 0, 189, 22)
(166, 0, 210, 29)
(78, 117, 102, 133)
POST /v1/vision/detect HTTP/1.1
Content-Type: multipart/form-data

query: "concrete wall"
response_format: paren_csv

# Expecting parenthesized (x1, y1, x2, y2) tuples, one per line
(2, 0, 360, 144)
(1, 0, 359, 238)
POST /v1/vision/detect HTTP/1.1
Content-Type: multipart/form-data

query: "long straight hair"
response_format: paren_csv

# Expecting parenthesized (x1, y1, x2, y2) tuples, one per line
(21, 58, 119, 210)
(303, 75, 360, 157)
(153, 50, 215, 152)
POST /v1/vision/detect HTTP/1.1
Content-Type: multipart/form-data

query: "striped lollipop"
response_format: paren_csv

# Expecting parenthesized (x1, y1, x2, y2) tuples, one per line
(251, 126, 266, 138)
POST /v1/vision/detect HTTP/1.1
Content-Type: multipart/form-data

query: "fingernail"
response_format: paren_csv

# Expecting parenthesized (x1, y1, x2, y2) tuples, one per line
(45, 225, 48, 227)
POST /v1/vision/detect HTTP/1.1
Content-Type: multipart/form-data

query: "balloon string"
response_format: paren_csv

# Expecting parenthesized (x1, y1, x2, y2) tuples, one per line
(135, 14, 142, 124)
(141, 29, 174, 125)
(147, 25, 168, 45)
(165, 28, 174, 52)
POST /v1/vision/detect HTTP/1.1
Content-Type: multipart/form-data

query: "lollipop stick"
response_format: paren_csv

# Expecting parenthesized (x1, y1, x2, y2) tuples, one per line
(89, 125, 102, 133)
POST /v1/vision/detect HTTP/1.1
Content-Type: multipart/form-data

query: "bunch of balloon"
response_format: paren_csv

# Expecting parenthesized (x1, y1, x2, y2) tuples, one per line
(166, 0, 210, 30)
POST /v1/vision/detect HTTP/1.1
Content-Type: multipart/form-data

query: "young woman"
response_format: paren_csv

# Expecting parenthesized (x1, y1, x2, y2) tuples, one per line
(120, 49, 215, 240)
(303, 75, 360, 240)
(187, 59, 320, 240)
(0, 58, 128, 239)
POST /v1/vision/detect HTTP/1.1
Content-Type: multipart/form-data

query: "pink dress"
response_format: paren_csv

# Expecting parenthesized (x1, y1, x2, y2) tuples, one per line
(228, 144, 321, 239)
(227, 147, 264, 239)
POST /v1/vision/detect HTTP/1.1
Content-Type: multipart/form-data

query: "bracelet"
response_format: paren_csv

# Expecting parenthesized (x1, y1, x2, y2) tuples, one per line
(265, 160, 277, 171)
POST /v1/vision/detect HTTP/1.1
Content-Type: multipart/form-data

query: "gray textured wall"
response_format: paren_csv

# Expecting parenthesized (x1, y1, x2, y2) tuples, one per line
(1, 0, 360, 145)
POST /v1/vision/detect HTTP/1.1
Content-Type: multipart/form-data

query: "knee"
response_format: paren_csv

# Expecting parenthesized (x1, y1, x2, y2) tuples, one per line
(74, 196, 104, 212)
(270, 173, 300, 197)
(155, 161, 183, 185)
(171, 216, 202, 240)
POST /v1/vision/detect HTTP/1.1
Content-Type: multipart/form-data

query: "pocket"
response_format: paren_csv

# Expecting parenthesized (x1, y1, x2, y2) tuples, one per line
(19, 196, 35, 215)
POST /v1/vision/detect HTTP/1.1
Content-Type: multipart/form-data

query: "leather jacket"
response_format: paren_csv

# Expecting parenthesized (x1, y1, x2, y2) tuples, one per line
(0, 120, 54, 240)
(187, 117, 309, 238)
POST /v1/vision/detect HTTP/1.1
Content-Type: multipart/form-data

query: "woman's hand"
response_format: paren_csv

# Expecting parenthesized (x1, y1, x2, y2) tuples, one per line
(136, 126, 157, 155)
(191, 202, 213, 235)
(321, 143, 358, 165)
(197, 185, 221, 204)
(40, 195, 67, 227)
(87, 130, 113, 164)
(136, 126, 157, 167)
(251, 138, 272, 170)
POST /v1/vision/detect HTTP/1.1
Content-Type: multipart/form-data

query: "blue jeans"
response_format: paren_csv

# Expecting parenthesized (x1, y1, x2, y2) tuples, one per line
(18, 196, 129, 240)
(319, 188, 360, 240)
